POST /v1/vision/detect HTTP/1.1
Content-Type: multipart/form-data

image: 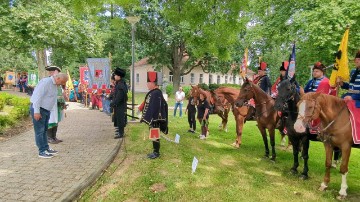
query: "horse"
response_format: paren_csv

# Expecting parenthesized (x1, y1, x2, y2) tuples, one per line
(210, 87, 255, 148)
(274, 79, 314, 179)
(294, 92, 360, 199)
(190, 85, 230, 131)
(234, 78, 280, 161)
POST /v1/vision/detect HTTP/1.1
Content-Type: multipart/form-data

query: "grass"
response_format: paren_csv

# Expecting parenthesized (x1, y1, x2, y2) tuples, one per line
(80, 110, 360, 202)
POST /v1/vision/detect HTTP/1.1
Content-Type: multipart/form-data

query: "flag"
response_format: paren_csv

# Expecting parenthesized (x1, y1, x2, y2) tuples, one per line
(66, 70, 74, 90)
(240, 48, 248, 78)
(286, 43, 296, 80)
(329, 28, 349, 87)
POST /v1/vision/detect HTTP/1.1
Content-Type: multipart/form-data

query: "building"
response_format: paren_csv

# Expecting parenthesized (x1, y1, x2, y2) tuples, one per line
(130, 58, 255, 92)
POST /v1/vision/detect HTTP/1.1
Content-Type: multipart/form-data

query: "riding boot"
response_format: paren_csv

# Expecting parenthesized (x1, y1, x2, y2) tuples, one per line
(148, 140, 160, 159)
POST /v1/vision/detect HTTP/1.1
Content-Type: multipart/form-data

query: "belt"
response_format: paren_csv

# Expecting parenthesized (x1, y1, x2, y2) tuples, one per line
(348, 89, 360, 94)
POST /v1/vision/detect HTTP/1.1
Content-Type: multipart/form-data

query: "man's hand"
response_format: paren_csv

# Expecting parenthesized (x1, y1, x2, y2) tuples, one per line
(344, 96, 353, 101)
(34, 113, 41, 121)
(336, 77, 344, 87)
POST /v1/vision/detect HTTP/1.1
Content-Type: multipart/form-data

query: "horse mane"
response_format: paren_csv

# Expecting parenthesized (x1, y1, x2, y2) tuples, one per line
(244, 80, 272, 101)
(214, 87, 239, 104)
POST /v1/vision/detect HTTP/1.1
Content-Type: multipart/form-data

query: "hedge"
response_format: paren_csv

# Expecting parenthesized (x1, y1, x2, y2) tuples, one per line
(0, 93, 30, 132)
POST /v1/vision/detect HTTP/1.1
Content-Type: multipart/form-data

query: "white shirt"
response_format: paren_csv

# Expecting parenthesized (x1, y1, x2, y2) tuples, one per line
(30, 76, 58, 113)
(175, 90, 185, 103)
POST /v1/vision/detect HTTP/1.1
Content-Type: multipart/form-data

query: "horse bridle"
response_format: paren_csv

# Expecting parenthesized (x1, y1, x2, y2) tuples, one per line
(276, 83, 297, 112)
(295, 98, 317, 127)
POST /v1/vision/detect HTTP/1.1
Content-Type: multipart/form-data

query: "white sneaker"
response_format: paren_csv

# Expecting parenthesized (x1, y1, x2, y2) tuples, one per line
(200, 135, 206, 140)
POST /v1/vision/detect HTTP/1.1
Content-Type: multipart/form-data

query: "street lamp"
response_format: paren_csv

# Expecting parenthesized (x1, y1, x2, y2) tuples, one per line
(126, 16, 140, 121)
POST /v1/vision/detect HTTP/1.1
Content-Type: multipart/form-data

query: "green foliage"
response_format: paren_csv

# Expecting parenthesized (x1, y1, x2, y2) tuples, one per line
(182, 86, 191, 97)
(0, 93, 30, 131)
(198, 83, 209, 91)
(166, 84, 173, 96)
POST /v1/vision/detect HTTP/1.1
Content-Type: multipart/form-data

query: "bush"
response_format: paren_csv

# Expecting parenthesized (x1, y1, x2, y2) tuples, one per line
(0, 93, 30, 132)
(166, 85, 173, 97)
(182, 86, 191, 97)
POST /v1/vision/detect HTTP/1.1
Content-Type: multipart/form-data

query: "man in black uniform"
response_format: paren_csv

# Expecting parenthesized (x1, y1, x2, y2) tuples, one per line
(139, 71, 168, 159)
(110, 68, 128, 139)
(253, 61, 272, 95)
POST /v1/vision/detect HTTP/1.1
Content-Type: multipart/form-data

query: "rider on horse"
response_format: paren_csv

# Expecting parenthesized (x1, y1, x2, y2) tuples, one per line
(338, 50, 360, 108)
(253, 62, 272, 95)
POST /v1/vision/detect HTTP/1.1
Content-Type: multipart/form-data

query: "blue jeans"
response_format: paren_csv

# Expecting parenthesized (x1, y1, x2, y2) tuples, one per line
(30, 106, 51, 154)
(173, 102, 183, 117)
(102, 98, 111, 114)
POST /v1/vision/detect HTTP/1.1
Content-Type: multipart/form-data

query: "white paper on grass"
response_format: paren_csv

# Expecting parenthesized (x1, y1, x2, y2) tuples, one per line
(174, 134, 180, 143)
(192, 157, 199, 174)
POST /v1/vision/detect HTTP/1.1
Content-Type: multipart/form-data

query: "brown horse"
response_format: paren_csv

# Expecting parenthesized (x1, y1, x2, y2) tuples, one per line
(235, 78, 280, 161)
(294, 92, 359, 199)
(190, 85, 230, 131)
(210, 87, 255, 148)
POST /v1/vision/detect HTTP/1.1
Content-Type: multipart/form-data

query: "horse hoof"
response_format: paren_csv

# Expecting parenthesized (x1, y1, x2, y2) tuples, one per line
(318, 184, 327, 191)
(290, 169, 298, 175)
(336, 195, 346, 200)
(299, 174, 308, 180)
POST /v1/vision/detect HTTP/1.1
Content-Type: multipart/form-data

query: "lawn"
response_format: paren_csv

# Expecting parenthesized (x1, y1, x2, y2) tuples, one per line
(80, 109, 360, 202)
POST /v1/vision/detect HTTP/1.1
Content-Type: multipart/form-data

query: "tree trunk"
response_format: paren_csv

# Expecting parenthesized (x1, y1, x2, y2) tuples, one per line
(172, 67, 181, 95)
(36, 49, 47, 79)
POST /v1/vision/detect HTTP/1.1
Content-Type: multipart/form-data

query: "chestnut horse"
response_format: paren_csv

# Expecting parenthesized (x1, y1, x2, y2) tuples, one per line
(210, 87, 255, 148)
(274, 79, 314, 179)
(235, 79, 280, 161)
(190, 85, 230, 131)
(294, 92, 360, 199)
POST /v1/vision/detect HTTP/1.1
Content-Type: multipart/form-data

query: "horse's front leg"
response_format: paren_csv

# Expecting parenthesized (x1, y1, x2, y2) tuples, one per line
(300, 136, 310, 180)
(269, 128, 276, 161)
(288, 135, 299, 174)
(258, 125, 269, 158)
(337, 145, 351, 199)
(232, 115, 243, 148)
(319, 143, 333, 191)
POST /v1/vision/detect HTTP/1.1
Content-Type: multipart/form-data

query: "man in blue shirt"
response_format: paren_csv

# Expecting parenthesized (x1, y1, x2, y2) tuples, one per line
(339, 50, 360, 107)
(304, 62, 332, 94)
(30, 73, 68, 158)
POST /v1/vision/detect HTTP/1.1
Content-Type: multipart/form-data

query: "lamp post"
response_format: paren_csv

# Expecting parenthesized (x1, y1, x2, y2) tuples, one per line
(126, 16, 140, 121)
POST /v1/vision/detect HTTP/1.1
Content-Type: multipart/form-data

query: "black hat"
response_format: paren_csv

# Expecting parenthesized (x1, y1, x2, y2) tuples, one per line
(356, 50, 360, 59)
(45, 66, 61, 72)
(114, 68, 126, 77)
(313, 62, 325, 73)
(279, 61, 289, 71)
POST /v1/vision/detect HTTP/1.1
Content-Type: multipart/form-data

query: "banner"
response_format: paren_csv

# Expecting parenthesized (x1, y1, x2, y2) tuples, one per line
(329, 28, 349, 87)
(79, 66, 89, 85)
(27, 70, 39, 86)
(66, 70, 74, 90)
(286, 43, 296, 80)
(86, 58, 111, 89)
(4, 71, 16, 85)
(240, 48, 248, 78)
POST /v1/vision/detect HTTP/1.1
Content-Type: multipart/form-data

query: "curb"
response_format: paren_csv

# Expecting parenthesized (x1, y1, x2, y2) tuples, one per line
(57, 138, 123, 202)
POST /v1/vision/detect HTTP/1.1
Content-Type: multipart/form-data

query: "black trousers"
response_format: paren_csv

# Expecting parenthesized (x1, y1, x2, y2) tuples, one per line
(113, 106, 126, 135)
(188, 111, 196, 130)
(153, 139, 160, 154)
(47, 126, 58, 139)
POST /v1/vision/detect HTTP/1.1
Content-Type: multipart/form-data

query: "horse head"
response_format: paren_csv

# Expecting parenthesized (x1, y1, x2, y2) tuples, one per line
(274, 79, 298, 111)
(190, 85, 200, 103)
(209, 90, 225, 113)
(235, 78, 255, 107)
(294, 92, 322, 133)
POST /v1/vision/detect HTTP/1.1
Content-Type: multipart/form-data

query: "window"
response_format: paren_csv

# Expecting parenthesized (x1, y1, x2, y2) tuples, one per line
(190, 73, 195, 84)
(233, 76, 236, 84)
(180, 75, 184, 83)
(169, 72, 173, 82)
(225, 75, 228, 84)
(199, 74, 203, 83)
(209, 74, 213, 84)
(217, 75, 220, 84)
(136, 73, 139, 83)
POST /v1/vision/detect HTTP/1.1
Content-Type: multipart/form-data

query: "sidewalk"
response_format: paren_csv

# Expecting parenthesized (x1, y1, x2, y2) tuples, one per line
(0, 90, 122, 201)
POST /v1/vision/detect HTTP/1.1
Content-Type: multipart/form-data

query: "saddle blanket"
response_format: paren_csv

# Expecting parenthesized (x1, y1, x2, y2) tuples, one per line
(346, 100, 360, 144)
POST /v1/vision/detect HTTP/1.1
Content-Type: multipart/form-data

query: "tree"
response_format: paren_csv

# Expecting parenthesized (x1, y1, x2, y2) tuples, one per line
(135, 0, 249, 92)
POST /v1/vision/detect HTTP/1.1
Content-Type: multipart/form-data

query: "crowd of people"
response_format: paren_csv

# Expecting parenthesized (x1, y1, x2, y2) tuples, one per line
(26, 49, 360, 160)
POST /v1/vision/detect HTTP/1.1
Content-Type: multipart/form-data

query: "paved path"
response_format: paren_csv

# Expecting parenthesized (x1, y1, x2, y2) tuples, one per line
(0, 89, 122, 201)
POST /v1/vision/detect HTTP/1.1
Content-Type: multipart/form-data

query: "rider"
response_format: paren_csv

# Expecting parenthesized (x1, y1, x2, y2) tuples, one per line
(305, 62, 340, 166)
(271, 61, 289, 98)
(253, 62, 272, 95)
(338, 50, 360, 107)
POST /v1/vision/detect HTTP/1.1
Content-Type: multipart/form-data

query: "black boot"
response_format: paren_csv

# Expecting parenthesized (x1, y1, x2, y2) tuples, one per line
(147, 140, 160, 159)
